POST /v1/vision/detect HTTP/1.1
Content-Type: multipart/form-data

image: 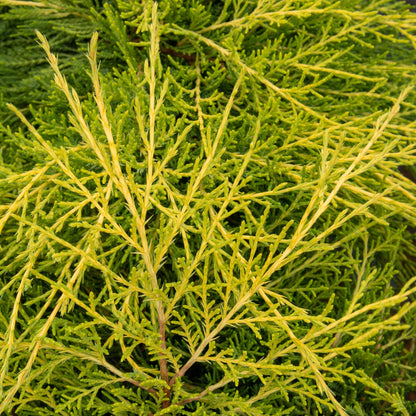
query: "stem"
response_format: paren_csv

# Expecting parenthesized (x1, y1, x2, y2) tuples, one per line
(159, 318, 171, 408)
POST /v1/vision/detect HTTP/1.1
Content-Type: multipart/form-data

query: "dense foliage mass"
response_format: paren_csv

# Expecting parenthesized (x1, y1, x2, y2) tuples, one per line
(1, 0, 416, 414)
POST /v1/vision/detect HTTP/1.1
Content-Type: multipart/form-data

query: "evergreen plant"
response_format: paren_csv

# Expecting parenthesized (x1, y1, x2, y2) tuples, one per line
(1, 0, 416, 415)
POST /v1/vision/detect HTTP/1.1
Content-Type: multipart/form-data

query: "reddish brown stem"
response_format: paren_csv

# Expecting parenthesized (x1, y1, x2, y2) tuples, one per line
(158, 318, 172, 408)
(161, 45, 197, 65)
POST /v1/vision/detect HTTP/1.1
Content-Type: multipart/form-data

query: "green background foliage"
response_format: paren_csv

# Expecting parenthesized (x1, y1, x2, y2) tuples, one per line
(1, 0, 416, 414)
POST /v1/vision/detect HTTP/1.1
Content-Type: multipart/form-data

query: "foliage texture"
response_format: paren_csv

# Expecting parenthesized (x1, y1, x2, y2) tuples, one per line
(1, 0, 416, 415)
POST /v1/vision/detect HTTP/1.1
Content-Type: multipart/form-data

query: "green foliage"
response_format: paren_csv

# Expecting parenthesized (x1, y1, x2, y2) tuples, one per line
(1, 0, 416, 414)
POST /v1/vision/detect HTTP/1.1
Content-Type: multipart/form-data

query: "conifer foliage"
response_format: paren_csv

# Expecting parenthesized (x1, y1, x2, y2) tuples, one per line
(1, 0, 416, 414)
